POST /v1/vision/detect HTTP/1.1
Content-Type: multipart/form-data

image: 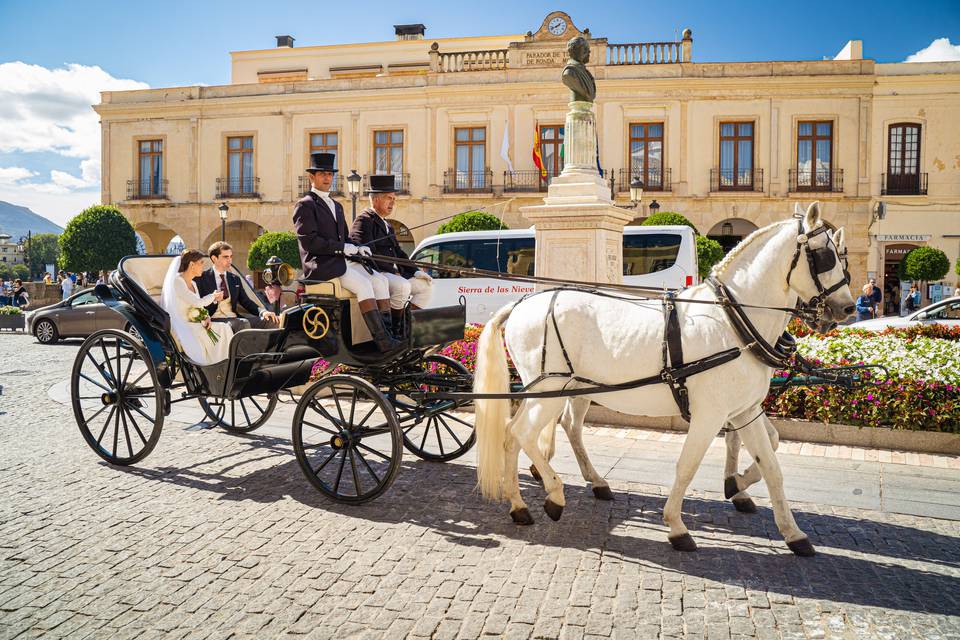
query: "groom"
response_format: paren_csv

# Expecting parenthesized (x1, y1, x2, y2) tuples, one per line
(195, 241, 279, 331)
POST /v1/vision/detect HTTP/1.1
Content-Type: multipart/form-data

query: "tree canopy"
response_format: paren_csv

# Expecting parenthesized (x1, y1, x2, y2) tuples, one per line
(898, 246, 950, 283)
(59, 205, 137, 273)
(640, 211, 698, 234)
(24, 233, 60, 276)
(695, 236, 725, 279)
(437, 211, 509, 234)
(247, 231, 302, 271)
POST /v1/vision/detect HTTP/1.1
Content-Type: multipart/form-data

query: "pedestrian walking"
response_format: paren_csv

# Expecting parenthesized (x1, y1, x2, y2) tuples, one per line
(856, 284, 875, 322)
(60, 272, 74, 300)
(868, 278, 882, 317)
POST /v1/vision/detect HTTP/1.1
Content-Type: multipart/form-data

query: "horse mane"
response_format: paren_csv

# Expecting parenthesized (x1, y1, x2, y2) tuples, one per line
(709, 219, 793, 279)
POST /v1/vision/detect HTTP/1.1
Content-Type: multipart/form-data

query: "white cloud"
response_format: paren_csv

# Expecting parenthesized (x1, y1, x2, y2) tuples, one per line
(0, 62, 149, 200)
(904, 37, 960, 63)
(0, 167, 37, 185)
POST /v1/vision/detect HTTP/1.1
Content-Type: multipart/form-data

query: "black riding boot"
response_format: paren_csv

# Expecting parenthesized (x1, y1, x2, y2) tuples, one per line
(390, 309, 405, 339)
(362, 309, 403, 352)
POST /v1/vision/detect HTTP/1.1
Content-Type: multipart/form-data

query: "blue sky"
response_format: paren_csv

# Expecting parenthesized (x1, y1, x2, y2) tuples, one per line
(0, 0, 957, 226)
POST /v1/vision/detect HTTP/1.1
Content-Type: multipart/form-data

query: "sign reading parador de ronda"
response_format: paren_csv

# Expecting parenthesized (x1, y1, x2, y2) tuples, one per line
(96, 10, 960, 299)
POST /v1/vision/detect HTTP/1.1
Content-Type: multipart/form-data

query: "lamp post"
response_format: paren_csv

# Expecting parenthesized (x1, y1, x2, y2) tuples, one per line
(649, 200, 660, 215)
(629, 178, 644, 209)
(721, 221, 733, 237)
(218, 203, 229, 242)
(17, 231, 30, 280)
(346, 169, 362, 222)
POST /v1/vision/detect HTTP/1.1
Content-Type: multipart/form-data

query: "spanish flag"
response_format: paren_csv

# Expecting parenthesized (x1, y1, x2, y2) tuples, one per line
(533, 128, 546, 178)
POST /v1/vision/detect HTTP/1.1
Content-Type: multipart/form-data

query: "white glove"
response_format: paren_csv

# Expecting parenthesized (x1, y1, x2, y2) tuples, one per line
(413, 270, 433, 283)
(342, 243, 359, 256)
(358, 246, 373, 257)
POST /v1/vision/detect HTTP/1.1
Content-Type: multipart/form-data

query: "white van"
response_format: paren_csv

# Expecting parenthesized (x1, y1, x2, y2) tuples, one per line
(411, 225, 698, 323)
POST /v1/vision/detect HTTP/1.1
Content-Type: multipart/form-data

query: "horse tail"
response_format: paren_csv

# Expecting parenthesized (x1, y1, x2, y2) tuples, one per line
(474, 301, 518, 500)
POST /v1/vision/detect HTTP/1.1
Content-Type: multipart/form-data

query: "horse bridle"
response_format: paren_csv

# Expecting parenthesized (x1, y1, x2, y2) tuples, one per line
(786, 217, 850, 323)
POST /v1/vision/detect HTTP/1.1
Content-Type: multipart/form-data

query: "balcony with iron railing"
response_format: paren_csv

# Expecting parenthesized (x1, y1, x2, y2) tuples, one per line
(298, 174, 344, 197)
(216, 176, 260, 199)
(788, 168, 843, 193)
(362, 173, 410, 195)
(710, 168, 763, 193)
(127, 178, 168, 200)
(882, 172, 928, 196)
(502, 169, 562, 193)
(615, 168, 672, 192)
(443, 169, 493, 194)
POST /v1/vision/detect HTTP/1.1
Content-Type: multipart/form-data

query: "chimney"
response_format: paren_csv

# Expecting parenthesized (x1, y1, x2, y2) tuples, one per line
(275, 35, 295, 48)
(394, 24, 425, 41)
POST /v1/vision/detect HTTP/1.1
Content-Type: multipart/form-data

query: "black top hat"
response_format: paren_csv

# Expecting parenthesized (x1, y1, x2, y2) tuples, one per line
(306, 152, 337, 173)
(367, 174, 398, 193)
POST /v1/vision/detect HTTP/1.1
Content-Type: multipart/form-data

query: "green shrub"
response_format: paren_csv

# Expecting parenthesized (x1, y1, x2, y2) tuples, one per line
(898, 246, 950, 283)
(59, 205, 137, 273)
(695, 236, 724, 279)
(247, 231, 302, 271)
(641, 211, 698, 233)
(24, 233, 60, 277)
(437, 211, 508, 234)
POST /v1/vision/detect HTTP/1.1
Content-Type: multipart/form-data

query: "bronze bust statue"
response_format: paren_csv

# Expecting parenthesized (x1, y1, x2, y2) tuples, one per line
(561, 36, 595, 103)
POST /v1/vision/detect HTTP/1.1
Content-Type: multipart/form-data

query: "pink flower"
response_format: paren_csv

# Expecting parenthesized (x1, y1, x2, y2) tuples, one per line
(866, 393, 874, 401)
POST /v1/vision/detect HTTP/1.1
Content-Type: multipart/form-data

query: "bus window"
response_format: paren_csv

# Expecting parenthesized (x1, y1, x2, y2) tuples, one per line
(623, 233, 682, 276)
(413, 237, 535, 278)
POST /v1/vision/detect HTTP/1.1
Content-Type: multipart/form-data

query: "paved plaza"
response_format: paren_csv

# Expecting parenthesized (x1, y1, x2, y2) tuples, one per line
(1, 333, 958, 639)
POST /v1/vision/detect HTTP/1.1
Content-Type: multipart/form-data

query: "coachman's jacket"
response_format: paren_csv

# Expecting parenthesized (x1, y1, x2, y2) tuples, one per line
(293, 192, 350, 281)
(349, 207, 417, 278)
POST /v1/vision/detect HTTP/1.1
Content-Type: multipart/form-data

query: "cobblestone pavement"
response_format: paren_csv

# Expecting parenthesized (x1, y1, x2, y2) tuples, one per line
(1, 333, 958, 639)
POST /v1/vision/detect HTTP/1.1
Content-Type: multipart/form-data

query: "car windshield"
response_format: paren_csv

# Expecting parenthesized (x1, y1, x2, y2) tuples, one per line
(71, 292, 98, 307)
(923, 300, 960, 320)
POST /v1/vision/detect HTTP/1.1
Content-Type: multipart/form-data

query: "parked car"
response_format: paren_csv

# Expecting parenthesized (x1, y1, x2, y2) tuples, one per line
(27, 287, 132, 344)
(848, 296, 960, 330)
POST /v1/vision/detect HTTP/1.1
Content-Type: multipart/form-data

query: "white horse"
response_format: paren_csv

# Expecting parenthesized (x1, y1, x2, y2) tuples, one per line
(472, 203, 854, 556)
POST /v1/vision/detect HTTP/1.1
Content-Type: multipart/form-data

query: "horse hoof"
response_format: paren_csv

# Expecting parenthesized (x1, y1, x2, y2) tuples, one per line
(510, 508, 534, 526)
(529, 465, 542, 483)
(592, 485, 614, 501)
(668, 533, 698, 552)
(724, 476, 739, 500)
(543, 499, 563, 521)
(787, 538, 816, 557)
(732, 497, 757, 514)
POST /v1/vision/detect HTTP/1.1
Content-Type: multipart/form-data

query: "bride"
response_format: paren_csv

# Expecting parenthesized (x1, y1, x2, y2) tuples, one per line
(160, 249, 233, 364)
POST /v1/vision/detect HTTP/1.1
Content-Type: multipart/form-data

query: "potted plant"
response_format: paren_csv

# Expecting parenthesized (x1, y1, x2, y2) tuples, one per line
(0, 306, 25, 331)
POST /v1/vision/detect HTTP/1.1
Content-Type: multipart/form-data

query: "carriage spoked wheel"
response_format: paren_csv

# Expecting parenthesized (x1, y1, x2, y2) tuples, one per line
(387, 355, 476, 462)
(71, 329, 163, 465)
(293, 375, 402, 504)
(199, 394, 277, 433)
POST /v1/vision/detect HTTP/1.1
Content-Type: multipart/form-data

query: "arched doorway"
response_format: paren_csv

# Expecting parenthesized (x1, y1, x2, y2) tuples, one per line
(707, 218, 759, 254)
(883, 243, 921, 316)
(165, 235, 185, 255)
(201, 220, 266, 275)
(134, 221, 179, 256)
(389, 219, 415, 255)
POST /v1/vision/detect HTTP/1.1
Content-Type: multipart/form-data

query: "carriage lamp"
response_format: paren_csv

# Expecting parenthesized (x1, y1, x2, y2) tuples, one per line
(649, 200, 660, 214)
(218, 203, 229, 242)
(629, 178, 644, 208)
(346, 169, 362, 223)
(721, 221, 733, 236)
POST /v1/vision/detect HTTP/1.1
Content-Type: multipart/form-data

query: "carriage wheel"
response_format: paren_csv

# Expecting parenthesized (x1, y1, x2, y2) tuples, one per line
(199, 394, 277, 433)
(293, 375, 402, 504)
(72, 329, 163, 465)
(388, 355, 475, 462)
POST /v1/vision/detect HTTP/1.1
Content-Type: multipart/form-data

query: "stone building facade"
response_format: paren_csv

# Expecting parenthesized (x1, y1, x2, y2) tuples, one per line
(95, 11, 960, 309)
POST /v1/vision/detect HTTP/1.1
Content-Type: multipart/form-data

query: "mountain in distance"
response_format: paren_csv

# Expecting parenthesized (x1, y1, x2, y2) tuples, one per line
(0, 201, 64, 239)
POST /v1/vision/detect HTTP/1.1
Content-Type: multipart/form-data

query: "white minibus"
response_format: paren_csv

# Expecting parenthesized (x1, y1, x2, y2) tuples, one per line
(410, 225, 698, 323)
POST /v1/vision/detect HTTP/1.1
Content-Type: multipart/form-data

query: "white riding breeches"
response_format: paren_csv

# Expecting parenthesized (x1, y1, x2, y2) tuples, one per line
(338, 262, 389, 302)
(382, 271, 433, 309)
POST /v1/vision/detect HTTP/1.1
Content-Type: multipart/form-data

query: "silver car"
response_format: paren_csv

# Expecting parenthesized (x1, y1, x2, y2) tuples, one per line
(848, 296, 960, 330)
(27, 287, 129, 344)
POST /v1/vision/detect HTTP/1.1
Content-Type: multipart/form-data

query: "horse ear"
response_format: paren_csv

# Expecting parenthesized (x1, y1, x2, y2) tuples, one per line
(804, 201, 821, 230)
(832, 227, 846, 252)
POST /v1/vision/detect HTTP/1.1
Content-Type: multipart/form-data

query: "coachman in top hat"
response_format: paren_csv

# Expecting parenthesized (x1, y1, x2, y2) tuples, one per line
(292, 153, 402, 352)
(349, 174, 433, 338)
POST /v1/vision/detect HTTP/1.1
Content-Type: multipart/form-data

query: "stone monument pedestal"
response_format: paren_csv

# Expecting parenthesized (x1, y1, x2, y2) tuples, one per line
(522, 101, 633, 284)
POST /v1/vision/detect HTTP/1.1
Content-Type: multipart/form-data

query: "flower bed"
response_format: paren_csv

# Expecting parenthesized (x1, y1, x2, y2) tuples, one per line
(425, 322, 959, 433)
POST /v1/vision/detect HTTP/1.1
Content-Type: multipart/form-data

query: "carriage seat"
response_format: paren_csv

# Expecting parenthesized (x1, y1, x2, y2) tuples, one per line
(301, 278, 373, 345)
(123, 257, 169, 303)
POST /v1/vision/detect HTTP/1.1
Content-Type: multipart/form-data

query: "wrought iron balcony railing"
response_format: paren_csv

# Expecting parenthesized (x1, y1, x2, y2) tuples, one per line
(298, 174, 344, 197)
(127, 178, 168, 200)
(788, 169, 843, 193)
(502, 169, 560, 193)
(362, 173, 410, 195)
(882, 172, 928, 196)
(443, 169, 493, 194)
(710, 167, 763, 192)
(216, 176, 260, 199)
(615, 168, 672, 192)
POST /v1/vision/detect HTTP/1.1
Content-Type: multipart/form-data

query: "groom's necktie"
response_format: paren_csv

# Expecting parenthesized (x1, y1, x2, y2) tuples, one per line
(219, 273, 229, 298)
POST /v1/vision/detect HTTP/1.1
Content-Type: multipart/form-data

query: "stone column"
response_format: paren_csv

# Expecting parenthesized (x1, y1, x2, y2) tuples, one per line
(521, 101, 632, 285)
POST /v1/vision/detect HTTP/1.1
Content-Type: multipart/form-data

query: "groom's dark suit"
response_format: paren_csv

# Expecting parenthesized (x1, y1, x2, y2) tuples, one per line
(194, 268, 272, 331)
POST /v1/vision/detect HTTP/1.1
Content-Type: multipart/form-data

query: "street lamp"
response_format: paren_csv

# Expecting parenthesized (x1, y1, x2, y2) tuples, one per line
(17, 232, 30, 279)
(721, 221, 733, 236)
(649, 200, 660, 214)
(346, 169, 362, 222)
(629, 178, 644, 208)
(218, 203, 229, 242)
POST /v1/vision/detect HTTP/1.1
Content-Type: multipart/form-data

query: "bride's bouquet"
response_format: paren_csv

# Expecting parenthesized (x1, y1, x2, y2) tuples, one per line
(187, 307, 219, 344)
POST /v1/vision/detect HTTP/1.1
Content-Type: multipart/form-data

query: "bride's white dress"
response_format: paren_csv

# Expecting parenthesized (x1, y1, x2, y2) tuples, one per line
(164, 276, 233, 364)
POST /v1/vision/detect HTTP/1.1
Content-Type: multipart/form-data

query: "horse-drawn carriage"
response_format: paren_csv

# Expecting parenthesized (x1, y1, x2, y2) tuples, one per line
(71, 254, 475, 504)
